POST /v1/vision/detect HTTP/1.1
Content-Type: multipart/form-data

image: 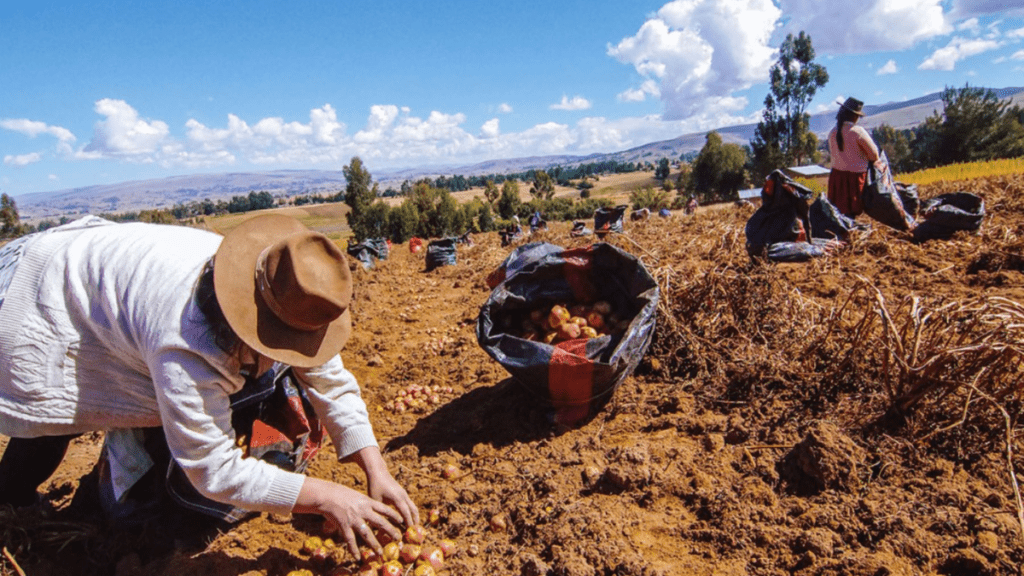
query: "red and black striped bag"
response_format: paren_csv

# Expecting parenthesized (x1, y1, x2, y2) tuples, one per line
(477, 242, 659, 426)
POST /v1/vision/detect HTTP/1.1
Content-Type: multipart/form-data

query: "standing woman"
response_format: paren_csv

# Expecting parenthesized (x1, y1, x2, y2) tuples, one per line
(827, 97, 881, 217)
(0, 214, 417, 560)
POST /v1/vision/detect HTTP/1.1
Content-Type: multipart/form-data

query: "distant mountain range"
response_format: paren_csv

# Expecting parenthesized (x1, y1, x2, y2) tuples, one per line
(14, 87, 1024, 222)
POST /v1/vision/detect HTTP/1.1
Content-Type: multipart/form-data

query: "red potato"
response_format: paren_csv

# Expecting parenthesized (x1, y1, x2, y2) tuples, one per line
(302, 536, 324, 555)
(419, 546, 445, 570)
(548, 305, 570, 329)
(489, 514, 508, 532)
(586, 311, 606, 330)
(557, 322, 581, 340)
(441, 463, 459, 479)
(569, 303, 589, 318)
(570, 315, 588, 327)
(529, 308, 546, 325)
(580, 326, 598, 339)
(413, 564, 437, 576)
(381, 541, 400, 562)
(404, 524, 427, 544)
(381, 561, 403, 576)
(427, 508, 441, 527)
(438, 539, 457, 558)
(400, 543, 422, 563)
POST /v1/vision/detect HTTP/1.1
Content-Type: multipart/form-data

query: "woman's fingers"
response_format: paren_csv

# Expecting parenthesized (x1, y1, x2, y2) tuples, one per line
(354, 520, 381, 555)
(342, 524, 361, 560)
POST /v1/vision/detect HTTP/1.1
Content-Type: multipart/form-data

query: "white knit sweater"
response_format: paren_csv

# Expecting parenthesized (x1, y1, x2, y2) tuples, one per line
(0, 218, 377, 516)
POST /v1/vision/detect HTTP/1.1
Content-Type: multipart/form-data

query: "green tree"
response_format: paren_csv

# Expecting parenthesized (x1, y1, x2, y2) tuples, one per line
(477, 203, 495, 232)
(483, 180, 499, 206)
(913, 84, 1024, 167)
(386, 201, 420, 244)
(750, 32, 829, 180)
(351, 200, 390, 241)
(629, 187, 672, 211)
(655, 158, 671, 180)
(343, 157, 379, 225)
(529, 170, 555, 200)
(497, 179, 521, 219)
(689, 131, 748, 203)
(872, 124, 915, 173)
(1, 194, 21, 237)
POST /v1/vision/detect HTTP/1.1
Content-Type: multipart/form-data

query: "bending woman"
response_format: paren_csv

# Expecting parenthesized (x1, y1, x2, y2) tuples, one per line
(0, 214, 417, 559)
(827, 96, 881, 217)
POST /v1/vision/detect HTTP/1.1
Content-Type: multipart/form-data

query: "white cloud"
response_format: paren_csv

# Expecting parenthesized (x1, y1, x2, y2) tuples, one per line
(609, 0, 780, 121)
(79, 99, 170, 160)
(877, 59, 899, 75)
(778, 0, 949, 53)
(480, 118, 500, 139)
(550, 95, 592, 111)
(918, 36, 1001, 70)
(617, 80, 660, 103)
(957, 17, 981, 33)
(1012, 49, 1024, 60)
(497, 103, 513, 114)
(3, 152, 42, 167)
(48, 174, 58, 181)
(1008, 27, 1024, 39)
(0, 118, 76, 142)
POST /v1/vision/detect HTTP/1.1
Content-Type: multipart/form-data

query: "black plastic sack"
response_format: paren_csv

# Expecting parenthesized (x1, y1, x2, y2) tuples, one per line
(425, 237, 458, 271)
(366, 237, 389, 260)
(896, 182, 920, 219)
(912, 192, 985, 243)
(758, 239, 835, 263)
(477, 242, 659, 426)
(863, 153, 916, 231)
(347, 241, 377, 270)
(745, 170, 819, 261)
(570, 221, 592, 237)
(810, 195, 866, 242)
(594, 205, 627, 238)
(486, 242, 564, 289)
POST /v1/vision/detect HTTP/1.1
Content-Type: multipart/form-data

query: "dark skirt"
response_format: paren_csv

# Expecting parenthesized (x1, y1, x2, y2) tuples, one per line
(828, 169, 867, 217)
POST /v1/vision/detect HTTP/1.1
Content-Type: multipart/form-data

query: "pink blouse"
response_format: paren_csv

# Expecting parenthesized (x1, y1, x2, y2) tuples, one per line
(828, 122, 879, 173)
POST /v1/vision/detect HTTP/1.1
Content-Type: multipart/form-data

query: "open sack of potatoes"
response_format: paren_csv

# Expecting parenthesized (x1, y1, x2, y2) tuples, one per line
(476, 242, 659, 426)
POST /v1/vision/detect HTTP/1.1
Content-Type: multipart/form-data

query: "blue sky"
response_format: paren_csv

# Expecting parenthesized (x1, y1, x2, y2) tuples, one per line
(2, 0, 1023, 197)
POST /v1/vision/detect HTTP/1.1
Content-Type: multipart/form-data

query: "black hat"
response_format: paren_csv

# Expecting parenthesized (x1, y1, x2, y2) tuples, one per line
(837, 97, 865, 116)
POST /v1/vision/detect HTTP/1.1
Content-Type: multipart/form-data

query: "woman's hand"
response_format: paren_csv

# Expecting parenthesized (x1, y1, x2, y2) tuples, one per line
(348, 447, 420, 528)
(293, 476, 404, 560)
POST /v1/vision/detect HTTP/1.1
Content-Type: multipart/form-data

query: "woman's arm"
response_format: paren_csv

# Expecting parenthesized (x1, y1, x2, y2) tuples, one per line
(151, 349, 307, 515)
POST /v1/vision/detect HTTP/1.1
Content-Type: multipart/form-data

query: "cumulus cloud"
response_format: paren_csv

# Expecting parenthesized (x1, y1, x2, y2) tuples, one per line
(550, 95, 592, 111)
(1007, 26, 1024, 39)
(497, 103, 513, 114)
(918, 36, 1001, 70)
(3, 152, 42, 167)
(0, 118, 76, 142)
(1012, 49, 1024, 60)
(778, 0, 949, 53)
(877, 59, 899, 75)
(609, 0, 780, 121)
(79, 99, 169, 160)
(480, 118, 500, 139)
(617, 80, 660, 103)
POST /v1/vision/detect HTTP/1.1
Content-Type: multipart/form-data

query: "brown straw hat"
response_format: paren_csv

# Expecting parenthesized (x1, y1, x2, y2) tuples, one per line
(213, 214, 352, 367)
(837, 96, 866, 116)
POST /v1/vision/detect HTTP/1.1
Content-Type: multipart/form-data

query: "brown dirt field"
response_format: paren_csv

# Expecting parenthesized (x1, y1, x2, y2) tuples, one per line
(3, 174, 1024, 576)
